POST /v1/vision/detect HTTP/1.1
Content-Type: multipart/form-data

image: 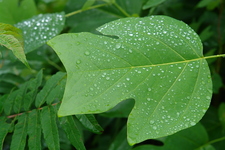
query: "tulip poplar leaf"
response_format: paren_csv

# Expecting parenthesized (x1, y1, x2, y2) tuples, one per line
(48, 16, 212, 145)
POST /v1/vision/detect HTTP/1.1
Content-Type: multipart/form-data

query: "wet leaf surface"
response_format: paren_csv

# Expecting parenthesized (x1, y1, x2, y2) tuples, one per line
(48, 16, 212, 145)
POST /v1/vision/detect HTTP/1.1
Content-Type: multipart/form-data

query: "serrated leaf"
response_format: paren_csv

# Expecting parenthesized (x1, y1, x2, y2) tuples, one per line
(48, 16, 212, 144)
(132, 123, 213, 150)
(76, 114, 104, 134)
(143, 0, 166, 9)
(0, 23, 29, 67)
(35, 72, 66, 107)
(10, 114, 28, 150)
(41, 106, 60, 150)
(27, 110, 42, 150)
(0, 0, 37, 24)
(23, 70, 43, 111)
(0, 117, 11, 149)
(15, 12, 65, 53)
(59, 116, 86, 150)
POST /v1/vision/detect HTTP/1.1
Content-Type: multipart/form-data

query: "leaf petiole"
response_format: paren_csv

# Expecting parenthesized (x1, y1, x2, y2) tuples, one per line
(65, 3, 109, 17)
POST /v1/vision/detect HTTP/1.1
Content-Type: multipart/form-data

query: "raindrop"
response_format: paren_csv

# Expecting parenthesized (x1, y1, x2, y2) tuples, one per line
(153, 126, 157, 130)
(206, 96, 211, 100)
(126, 78, 130, 81)
(116, 43, 121, 49)
(106, 77, 110, 80)
(76, 60, 81, 64)
(150, 120, 154, 124)
(84, 51, 90, 56)
(190, 122, 196, 126)
(147, 98, 151, 101)
(128, 49, 133, 53)
(147, 88, 151, 91)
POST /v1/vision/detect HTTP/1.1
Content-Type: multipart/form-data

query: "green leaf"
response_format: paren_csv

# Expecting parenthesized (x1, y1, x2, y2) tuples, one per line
(48, 16, 212, 144)
(23, 70, 43, 111)
(109, 126, 132, 150)
(27, 110, 42, 150)
(0, 23, 29, 68)
(0, 0, 37, 24)
(82, 0, 96, 10)
(218, 103, 225, 129)
(59, 116, 86, 150)
(0, 117, 11, 149)
(132, 123, 212, 150)
(76, 114, 104, 134)
(15, 12, 65, 53)
(41, 106, 60, 150)
(10, 114, 28, 150)
(143, 0, 166, 9)
(35, 72, 66, 108)
(100, 99, 134, 118)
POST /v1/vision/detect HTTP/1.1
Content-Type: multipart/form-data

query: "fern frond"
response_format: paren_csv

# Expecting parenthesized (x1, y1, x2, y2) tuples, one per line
(0, 70, 103, 149)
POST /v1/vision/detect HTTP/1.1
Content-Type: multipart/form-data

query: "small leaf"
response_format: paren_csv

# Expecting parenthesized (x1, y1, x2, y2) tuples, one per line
(59, 116, 86, 150)
(143, 0, 166, 9)
(82, 0, 96, 10)
(41, 106, 60, 150)
(15, 12, 65, 53)
(35, 72, 66, 108)
(10, 114, 28, 150)
(0, 117, 11, 150)
(0, 23, 29, 68)
(76, 114, 104, 134)
(48, 16, 212, 144)
(27, 110, 42, 150)
(23, 70, 43, 111)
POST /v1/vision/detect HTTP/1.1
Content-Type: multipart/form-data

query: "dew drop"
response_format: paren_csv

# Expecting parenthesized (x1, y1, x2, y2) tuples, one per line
(76, 60, 81, 64)
(150, 120, 155, 124)
(206, 96, 211, 100)
(147, 88, 151, 91)
(190, 122, 196, 126)
(153, 126, 157, 130)
(116, 43, 121, 49)
(147, 98, 151, 101)
(106, 77, 110, 80)
(126, 78, 130, 81)
(84, 51, 90, 56)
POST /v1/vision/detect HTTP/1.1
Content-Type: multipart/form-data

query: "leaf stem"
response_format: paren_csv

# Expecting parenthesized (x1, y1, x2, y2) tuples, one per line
(113, 2, 131, 17)
(65, 3, 108, 18)
(204, 53, 225, 59)
(196, 136, 225, 149)
(7, 102, 60, 119)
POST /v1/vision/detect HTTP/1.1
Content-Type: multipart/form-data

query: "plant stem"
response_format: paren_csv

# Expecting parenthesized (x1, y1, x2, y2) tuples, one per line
(204, 53, 225, 59)
(113, 2, 131, 17)
(65, 3, 108, 18)
(196, 136, 225, 149)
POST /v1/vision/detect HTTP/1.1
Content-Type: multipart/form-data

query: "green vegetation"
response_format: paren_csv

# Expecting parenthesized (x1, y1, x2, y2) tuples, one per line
(0, 0, 225, 149)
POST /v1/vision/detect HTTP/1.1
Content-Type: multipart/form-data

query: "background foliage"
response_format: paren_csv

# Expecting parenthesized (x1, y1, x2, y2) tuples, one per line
(0, 0, 225, 149)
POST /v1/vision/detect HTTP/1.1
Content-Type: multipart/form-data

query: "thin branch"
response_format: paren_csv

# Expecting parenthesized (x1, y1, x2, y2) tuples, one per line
(7, 102, 60, 119)
(65, 3, 109, 18)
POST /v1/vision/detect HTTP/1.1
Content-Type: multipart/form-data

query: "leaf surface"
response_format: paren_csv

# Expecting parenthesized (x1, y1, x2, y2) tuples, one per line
(41, 106, 60, 150)
(59, 116, 86, 150)
(48, 16, 212, 144)
(27, 110, 42, 150)
(10, 115, 28, 150)
(0, 0, 37, 24)
(76, 114, 104, 134)
(0, 23, 29, 67)
(15, 12, 65, 53)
